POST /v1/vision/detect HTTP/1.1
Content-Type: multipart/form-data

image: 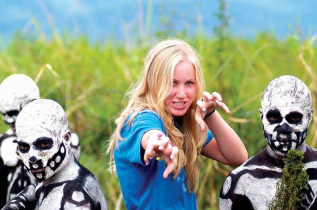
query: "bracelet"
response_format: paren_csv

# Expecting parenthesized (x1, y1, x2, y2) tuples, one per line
(204, 109, 215, 118)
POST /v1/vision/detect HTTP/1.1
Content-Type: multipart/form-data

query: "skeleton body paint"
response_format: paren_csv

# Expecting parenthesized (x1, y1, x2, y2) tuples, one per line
(0, 74, 39, 208)
(0, 130, 37, 203)
(3, 99, 107, 210)
(219, 76, 317, 209)
(0, 74, 81, 208)
(70, 131, 81, 160)
(0, 74, 40, 128)
(260, 75, 312, 156)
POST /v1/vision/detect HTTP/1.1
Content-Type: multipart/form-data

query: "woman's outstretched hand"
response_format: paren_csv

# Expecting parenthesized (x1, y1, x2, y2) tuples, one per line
(195, 91, 230, 132)
(142, 131, 178, 178)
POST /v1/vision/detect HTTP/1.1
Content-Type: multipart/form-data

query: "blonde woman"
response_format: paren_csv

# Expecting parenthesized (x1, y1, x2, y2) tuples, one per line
(107, 39, 248, 209)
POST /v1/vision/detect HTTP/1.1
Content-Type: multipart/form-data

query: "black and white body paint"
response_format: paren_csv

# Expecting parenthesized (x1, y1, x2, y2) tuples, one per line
(0, 74, 39, 208)
(0, 130, 36, 201)
(6, 159, 36, 201)
(219, 76, 317, 209)
(3, 99, 107, 210)
(0, 74, 40, 128)
(1, 130, 36, 202)
(0, 130, 17, 208)
(2, 184, 37, 209)
(260, 75, 312, 156)
(0, 74, 81, 207)
(0, 74, 81, 161)
(70, 131, 81, 160)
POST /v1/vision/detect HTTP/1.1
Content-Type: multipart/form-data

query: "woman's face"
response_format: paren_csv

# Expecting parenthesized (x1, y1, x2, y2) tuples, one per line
(164, 60, 196, 117)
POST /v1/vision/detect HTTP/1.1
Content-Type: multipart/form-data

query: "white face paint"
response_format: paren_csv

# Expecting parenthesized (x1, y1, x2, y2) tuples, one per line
(15, 99, 71, 182)
(0, 74, 40, 127)
(260, 75, 313, 156)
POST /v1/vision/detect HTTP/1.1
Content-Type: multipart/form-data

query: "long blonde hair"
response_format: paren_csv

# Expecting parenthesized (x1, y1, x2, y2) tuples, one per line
(107, 39, 207, 192)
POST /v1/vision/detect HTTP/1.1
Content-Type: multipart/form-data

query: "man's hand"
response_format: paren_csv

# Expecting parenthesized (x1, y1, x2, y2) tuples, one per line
(3, 184, 36, 210)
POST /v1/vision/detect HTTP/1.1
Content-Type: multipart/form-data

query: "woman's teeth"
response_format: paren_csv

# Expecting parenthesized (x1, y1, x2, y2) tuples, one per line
(174, 102, 184, 106)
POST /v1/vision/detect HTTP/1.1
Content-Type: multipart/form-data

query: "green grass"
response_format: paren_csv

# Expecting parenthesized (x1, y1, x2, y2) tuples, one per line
(0, 32, 316, 209)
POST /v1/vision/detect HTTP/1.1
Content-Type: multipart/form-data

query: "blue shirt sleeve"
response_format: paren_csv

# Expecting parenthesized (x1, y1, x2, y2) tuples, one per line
(203, 129, 214, 147)
(117, 110, 166, 165)
(117, 110, 213, 164)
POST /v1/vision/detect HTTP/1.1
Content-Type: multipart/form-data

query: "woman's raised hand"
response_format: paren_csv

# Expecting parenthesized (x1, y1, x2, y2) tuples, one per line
(143, 131, 178, 178)
(195, 91, 230, 132)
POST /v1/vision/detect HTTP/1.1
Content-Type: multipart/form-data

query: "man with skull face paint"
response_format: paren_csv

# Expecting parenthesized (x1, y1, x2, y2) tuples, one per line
(3, 99, 107, 210)
(219, 75, 317, 209)
(0, 74, 81, 207)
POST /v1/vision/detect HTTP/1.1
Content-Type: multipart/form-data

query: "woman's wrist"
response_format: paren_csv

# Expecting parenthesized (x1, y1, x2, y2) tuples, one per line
(204, 109, 216, 119)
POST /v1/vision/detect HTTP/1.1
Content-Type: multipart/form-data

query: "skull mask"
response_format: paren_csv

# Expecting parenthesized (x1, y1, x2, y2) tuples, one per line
(15, 99, 72, 182)
(260, 75, 313, 156)
(0, 74, 40, 128)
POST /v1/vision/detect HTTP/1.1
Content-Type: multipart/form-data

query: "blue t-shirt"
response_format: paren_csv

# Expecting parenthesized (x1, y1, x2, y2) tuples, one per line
(114, 110, 213, 210)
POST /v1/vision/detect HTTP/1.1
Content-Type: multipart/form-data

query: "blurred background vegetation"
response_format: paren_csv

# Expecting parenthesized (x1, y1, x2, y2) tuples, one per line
(1, 1, 317, 209)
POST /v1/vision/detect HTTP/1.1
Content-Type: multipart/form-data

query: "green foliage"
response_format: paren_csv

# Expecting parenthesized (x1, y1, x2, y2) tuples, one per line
(213, 0, 230, 67)
(0, 30, 317, 209)
(269, 149, 309, 210)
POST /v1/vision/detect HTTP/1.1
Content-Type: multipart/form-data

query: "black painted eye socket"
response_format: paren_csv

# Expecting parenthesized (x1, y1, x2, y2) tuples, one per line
(266, 109, 282, 124)
(34, 137, 53, 150)
(17, 142, 30, 153)
(5, 110, 20, 117)
(286, 112, 303, 124)
(1, 110, 20, 117)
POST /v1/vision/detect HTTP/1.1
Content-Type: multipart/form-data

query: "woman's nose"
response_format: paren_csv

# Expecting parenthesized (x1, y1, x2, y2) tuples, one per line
(176, 85, 186, 98)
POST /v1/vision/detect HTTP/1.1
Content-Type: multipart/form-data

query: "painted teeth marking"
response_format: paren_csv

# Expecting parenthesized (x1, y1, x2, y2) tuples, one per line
(274, 141, 280, 147)
(279, 134, 287, 138)
(272, 132, 277, 140)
